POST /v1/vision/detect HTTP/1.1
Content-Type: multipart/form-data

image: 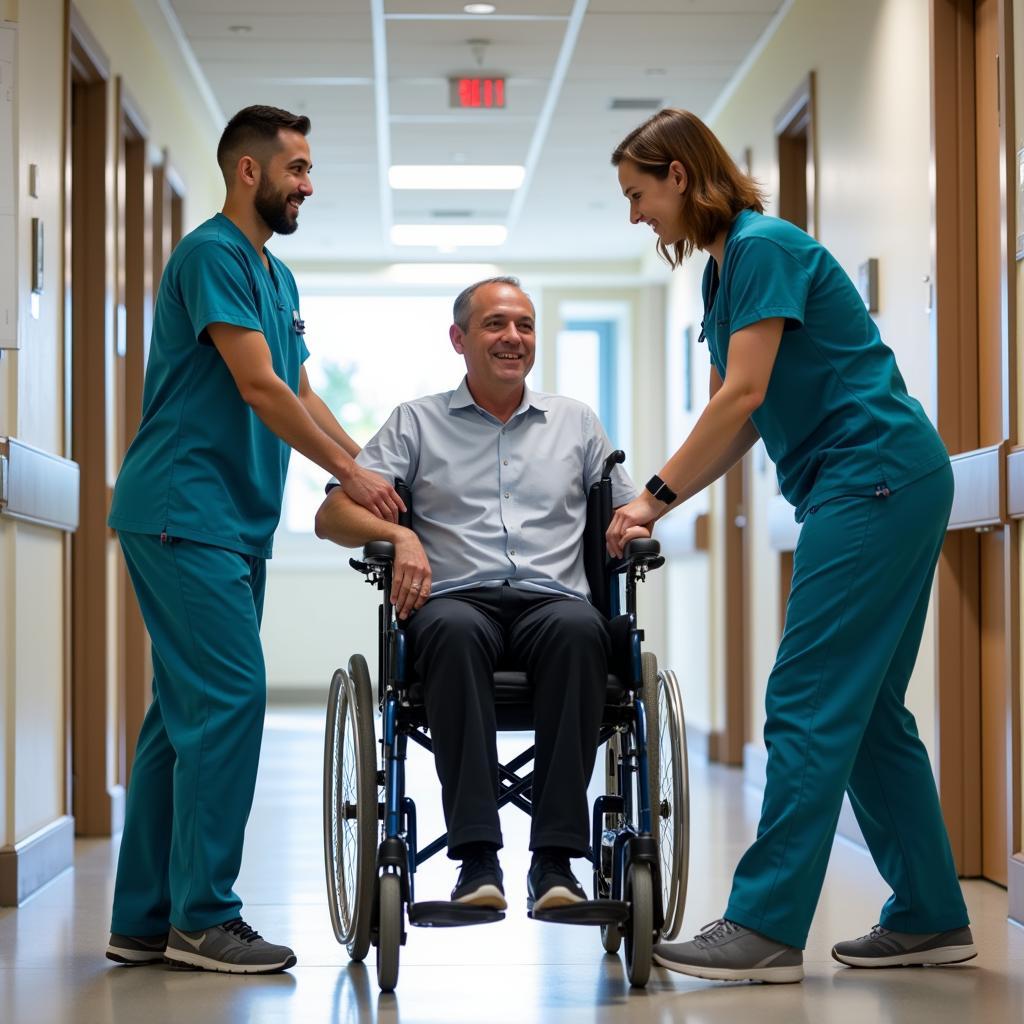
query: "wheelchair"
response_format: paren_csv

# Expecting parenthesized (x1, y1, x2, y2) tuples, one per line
(322, 451, 689, 993)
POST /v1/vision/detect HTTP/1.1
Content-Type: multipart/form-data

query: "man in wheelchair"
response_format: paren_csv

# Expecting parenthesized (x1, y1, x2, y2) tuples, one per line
(314, 276, 650, 915)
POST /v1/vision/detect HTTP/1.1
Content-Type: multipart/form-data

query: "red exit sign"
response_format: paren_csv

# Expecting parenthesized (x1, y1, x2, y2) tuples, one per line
(450, 77, 505, 109)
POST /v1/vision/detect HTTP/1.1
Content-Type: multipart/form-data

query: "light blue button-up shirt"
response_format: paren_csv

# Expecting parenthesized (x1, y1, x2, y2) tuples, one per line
(349, 378, 636, 601)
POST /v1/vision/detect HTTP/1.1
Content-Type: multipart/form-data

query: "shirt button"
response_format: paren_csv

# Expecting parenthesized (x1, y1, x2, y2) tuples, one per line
(503, 459, 509, 466)
(510, 549, 516, 556)
(504, 491, 510, 499)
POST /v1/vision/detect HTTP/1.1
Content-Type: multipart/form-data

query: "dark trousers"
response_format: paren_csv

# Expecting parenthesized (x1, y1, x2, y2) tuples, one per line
(404, 585, 610, 859)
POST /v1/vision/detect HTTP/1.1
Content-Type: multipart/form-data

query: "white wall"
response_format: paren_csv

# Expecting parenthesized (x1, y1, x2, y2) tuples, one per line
(661, 0, 938, 757)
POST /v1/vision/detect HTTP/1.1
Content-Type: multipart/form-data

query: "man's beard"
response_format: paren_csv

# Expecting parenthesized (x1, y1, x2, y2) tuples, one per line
(254, 177, 300, 235)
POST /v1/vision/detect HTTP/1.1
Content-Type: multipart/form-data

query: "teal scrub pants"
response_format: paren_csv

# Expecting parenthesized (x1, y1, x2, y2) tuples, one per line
(725, 463, 969, 949)
(110, 531, 267, 935)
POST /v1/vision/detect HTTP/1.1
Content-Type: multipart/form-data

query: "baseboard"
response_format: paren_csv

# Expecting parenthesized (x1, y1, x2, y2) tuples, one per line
(743, 741, 767, 789)
(685, 724, 712, 760)
(0, 815, 75, 906)
(267, 686, 329, 705)
(742, 741, 867, 849)
(1010, 854, 1024, 927)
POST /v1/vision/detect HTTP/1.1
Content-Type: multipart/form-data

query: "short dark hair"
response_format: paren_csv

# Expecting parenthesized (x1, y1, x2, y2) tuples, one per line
(452, 276, 527, 330)
(612, 108, 766, 268)
(216, 105, 311, 185)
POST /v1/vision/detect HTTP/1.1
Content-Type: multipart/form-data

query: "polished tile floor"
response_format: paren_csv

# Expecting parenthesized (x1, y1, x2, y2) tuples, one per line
(1, 706, 1022, 1024)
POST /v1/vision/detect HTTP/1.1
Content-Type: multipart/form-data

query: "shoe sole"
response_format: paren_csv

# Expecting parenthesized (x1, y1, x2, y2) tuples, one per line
(454, 884, 507, 910)
(653, 953, 804, 984)
(831, 944, 977, 968)
(105, 946, 166, 966)
(164, 949, 297, 974)
(530, 887, 586, 913)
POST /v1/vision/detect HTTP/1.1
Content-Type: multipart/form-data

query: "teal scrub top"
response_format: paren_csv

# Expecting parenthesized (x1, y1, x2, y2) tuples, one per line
(701, 209, 949, 522)
(108, 213, 309, 558)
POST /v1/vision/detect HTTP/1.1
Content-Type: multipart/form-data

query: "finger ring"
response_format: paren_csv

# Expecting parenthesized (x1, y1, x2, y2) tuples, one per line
(409, 583, 421, 590)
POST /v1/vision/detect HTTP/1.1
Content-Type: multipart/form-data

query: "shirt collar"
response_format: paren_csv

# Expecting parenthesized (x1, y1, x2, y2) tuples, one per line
(448, 376, 550, 418)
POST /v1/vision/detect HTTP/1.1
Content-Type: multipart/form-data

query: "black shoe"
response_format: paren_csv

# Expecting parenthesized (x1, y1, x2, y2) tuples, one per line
(528, 851, 587, 912)
(451, 848, 507, 910)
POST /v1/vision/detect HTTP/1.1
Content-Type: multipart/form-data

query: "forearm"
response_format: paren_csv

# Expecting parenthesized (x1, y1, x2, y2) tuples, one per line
(665, 418, 760, 510)
(302, 389, 361, 458)
(315, 490, 408, 547)
(658, 387, 761, 506)
(245, 377, 359, 481)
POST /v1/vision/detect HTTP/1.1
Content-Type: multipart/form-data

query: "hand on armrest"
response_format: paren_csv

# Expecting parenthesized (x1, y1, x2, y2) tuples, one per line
(315, 488, 432, 619)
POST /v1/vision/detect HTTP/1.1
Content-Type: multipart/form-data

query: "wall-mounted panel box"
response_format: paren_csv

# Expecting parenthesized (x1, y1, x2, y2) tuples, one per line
(0, 24, 17, 350)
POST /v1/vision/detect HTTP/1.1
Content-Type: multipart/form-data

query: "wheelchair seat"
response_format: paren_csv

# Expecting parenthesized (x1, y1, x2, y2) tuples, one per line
(404, 670, 629, 731)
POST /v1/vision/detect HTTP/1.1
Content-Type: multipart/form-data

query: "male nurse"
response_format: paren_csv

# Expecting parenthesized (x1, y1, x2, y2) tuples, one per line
(104, 105, 403, 974)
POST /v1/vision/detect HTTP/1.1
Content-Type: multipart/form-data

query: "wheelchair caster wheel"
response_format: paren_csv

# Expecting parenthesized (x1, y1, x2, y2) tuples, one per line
(625, 862, 653, 988)
(601, 921, 622, 954)
(376, 873, 403, 992)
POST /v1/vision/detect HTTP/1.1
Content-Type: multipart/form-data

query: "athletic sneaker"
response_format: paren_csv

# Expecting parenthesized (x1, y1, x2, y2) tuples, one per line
(527, 851, 587, 913)
(164, 918, 296, 974)
(653, 919, 804, 984)
(105, 932, 168, 965)
(832, 924, 977, 968)
(451, 848, 507, 909)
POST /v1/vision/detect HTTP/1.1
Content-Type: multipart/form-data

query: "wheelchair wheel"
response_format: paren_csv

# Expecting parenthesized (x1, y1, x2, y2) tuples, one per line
(599, 733, 623, 954)
(323, 661, 377, 962)
(376, 872, 402, 992)
(624, 861, 653, 988)
(655, 668, 689, 940)
(641, 653, 660, 845)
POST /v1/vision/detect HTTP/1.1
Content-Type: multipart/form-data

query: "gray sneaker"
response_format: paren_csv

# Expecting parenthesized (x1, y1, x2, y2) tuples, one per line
(832, 924, 977, 968)
(164, 918, 297, 974)
(653, 919, 804, 984)
(106, 932, 168, 965)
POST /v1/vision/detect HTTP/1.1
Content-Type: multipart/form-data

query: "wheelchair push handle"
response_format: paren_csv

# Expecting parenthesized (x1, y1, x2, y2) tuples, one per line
(602, 450, 626, 481)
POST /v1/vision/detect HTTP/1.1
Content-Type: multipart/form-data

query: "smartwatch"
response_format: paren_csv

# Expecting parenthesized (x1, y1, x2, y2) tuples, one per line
(645, 474, 677, 504)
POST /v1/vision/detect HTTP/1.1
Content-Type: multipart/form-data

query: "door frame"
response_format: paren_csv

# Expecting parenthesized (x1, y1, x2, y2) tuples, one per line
(930, 0, 1022, 909)
(66, 3, 122, 837)
(115, 77, 152, 782)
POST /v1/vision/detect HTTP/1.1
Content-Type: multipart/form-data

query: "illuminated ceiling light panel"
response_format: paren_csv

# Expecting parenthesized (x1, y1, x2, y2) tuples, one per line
(388, 165, 525, 190)
(390, 225, 508, 247)
(464, 4, 497, 13)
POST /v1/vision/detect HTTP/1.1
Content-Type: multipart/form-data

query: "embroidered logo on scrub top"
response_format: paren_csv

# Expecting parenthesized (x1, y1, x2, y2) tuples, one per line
(292, 310, 305, 335)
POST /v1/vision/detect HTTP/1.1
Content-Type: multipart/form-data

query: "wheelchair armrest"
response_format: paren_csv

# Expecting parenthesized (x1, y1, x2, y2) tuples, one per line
(363, 540, 396, 562)
(348, 540, 395, 576)
(610, 537, 665, 575)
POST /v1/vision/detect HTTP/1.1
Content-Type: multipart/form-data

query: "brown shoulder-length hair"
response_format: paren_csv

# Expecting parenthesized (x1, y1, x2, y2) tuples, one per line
(611, 108, 766, 268)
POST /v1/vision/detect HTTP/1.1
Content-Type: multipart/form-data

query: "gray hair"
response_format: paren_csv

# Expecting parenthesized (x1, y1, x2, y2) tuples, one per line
(452, 276, 526, 330)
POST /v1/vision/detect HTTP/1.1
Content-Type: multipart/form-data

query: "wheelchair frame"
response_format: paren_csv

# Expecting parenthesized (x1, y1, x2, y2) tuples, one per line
(323, 452, 689, 992)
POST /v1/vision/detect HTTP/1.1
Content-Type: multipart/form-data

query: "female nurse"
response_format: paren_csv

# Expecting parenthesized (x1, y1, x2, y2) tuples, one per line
(606, 109, 974, 984)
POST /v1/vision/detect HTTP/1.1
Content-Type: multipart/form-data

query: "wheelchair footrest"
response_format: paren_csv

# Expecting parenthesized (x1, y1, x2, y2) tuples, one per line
(407, 901, 506, 928)
(529, 899, 629, 926)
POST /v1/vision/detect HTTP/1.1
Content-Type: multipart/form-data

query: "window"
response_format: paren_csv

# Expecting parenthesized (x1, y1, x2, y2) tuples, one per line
(280, 293, 459, 534)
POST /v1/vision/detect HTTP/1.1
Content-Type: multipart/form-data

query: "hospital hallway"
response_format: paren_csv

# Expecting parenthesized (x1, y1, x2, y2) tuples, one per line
(0, 705, 1020, 1024)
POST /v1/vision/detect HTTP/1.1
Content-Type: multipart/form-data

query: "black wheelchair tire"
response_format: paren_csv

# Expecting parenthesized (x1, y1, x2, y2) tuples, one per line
(601, 921, 623, 955)
(322, 662, 376, 962)
(641, 653, 660, 850)
(624, 861, 654, 988)
(376, 872, 402, 993)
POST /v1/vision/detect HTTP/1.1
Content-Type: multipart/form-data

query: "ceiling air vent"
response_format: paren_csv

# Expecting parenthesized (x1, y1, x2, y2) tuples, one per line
(609, 98, 662, 111)
(430, 209, 474, 219)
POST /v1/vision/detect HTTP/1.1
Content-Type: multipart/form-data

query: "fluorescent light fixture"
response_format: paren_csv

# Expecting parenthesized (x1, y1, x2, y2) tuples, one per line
(464, 3, 497, 12)
(384, 262, 501, 285)
(388, 165, 525, 191)
(390, 225, 508, 247)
